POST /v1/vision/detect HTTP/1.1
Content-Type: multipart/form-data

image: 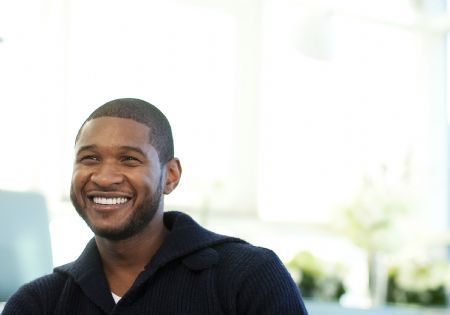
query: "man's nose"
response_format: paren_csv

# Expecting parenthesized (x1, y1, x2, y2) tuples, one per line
(90, 163, 124, 187)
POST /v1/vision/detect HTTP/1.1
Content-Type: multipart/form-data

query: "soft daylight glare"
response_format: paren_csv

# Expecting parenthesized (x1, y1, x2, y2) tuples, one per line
(1, 0, 450, 310)
(257, 0, 433, 224)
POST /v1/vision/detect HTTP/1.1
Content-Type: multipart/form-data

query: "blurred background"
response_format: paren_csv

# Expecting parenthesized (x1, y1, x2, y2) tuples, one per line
(2, 0, 450, 313)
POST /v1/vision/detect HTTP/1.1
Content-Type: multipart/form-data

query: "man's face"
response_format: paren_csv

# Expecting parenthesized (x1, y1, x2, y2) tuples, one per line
(70, 117, 163, 240)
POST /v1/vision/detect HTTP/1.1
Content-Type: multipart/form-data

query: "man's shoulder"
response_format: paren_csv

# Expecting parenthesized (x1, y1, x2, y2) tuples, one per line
(214, 239, 279, 262)
(166, 211, 277, 261)
(18, 271, 68, 293)
(209, 240, 308, 314)
(2, 272, 69, 314)
(210, 239, 286, 276)
(166, 211, 283, 272)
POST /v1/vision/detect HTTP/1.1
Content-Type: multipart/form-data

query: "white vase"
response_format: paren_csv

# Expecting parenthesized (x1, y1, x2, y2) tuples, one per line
(367, 251, 388, 307)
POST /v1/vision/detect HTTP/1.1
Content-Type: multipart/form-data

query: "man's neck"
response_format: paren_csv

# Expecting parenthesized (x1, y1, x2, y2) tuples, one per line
(95, 211, 168, 297)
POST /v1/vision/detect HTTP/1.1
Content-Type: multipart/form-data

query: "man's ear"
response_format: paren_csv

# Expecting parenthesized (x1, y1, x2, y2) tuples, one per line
(163, 158, 182, 194)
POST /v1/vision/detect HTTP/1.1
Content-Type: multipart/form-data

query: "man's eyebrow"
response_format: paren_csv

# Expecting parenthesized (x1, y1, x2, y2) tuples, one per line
(76, 145, 97, 155)
(119, 146, 146, 156)
(75, 145, 147, 156)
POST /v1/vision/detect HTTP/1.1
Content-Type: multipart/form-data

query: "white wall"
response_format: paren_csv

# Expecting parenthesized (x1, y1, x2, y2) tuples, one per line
(0, 0, 448, 277)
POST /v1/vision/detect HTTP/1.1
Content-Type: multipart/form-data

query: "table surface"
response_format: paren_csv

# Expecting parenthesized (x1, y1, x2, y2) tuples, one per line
(1, 299, 450, 314)
(305, 300, 450, 315)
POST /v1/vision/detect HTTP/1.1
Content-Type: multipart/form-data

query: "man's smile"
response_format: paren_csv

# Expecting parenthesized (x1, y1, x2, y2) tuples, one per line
(92, 197, 129, 205)
(84, 192, 134, 213)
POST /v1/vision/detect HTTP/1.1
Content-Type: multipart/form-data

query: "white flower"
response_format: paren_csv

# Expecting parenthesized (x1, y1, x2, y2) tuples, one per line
(395, 260, 450, 292)
(334, 186, 408, 252)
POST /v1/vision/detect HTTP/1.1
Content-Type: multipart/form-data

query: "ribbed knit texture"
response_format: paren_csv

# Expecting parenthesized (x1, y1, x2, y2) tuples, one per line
(3, 211, 308, 315)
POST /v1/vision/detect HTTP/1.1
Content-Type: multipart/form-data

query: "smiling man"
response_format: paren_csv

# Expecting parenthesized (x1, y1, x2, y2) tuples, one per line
(3, 98, 308, 314)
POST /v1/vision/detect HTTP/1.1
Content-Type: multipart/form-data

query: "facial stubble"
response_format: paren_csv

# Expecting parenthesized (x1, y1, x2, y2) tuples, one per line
(70, 174, 163, 241)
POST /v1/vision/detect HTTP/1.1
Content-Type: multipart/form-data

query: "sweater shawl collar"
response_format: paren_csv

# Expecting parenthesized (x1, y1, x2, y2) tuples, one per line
(54, 211, 243, 313)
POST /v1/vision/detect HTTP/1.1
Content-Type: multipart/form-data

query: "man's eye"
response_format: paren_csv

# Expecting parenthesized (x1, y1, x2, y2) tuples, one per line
(79, 155, 99, 163)
(122, 156, 141, 164)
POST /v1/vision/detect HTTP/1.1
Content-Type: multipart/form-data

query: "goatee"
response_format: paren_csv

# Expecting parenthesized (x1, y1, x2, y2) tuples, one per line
(70, 174, 163, 241)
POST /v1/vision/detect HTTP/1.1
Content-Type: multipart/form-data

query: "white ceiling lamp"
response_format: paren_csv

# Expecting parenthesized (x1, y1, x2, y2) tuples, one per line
(293, 8, 333, 60)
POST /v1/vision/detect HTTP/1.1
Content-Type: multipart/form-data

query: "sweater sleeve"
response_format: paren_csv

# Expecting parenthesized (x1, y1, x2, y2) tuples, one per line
(2, 284, 44, 315)
(2, 273, 65, 315)
(236, 249, 308, 315)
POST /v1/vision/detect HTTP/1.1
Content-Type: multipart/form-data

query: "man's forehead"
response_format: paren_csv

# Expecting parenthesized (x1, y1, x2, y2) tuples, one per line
(83, 116, 151, 129)
(77, 117, 152, 145)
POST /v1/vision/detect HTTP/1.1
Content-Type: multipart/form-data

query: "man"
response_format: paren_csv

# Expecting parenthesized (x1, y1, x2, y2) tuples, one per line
(3, 98, 308, 314)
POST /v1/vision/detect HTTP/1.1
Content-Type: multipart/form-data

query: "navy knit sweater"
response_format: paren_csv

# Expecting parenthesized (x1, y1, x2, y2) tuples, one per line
(3, 211, 308, 314)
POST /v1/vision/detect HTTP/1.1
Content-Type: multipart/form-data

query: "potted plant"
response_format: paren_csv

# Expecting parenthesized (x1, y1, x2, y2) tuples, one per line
(288, 251, 346, 301)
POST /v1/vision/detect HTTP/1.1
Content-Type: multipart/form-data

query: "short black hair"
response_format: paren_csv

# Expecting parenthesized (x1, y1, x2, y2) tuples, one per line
(76, 98, 174, 164)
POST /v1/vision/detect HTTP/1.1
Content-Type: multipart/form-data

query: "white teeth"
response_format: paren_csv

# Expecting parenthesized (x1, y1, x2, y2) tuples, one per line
(92, 197, 128, 205)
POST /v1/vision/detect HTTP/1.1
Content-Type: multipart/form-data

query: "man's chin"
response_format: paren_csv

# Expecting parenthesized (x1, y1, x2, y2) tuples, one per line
(88, 215, 152, 241)
(89, 224, 135, 241)
(93, 230, 128, 241)
(79, 217, 131, 240)
(72, 204, 133, 240)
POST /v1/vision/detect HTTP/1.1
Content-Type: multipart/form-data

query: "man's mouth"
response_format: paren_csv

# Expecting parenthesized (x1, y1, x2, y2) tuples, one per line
(92, 197, 129, 205)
